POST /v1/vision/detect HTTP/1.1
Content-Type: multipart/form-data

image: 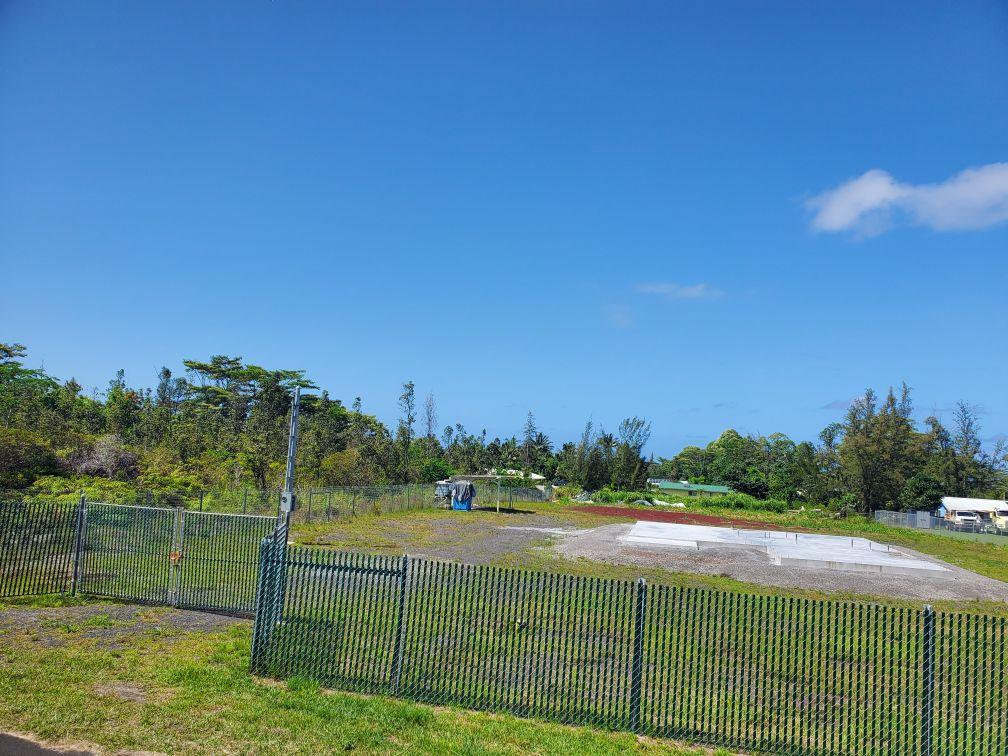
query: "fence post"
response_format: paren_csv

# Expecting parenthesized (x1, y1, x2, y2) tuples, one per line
(307, 490, 313, 523)
(250, 535, 279, 674)
(920, 604, 935, 756)
(389, 554, 411, 693)
(269, 523, 289, 633)
(70, 491, 86, 595)
(629, 578, 647, 732)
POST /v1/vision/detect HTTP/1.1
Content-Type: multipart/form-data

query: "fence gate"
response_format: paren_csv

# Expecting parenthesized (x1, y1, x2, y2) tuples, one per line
(175, 510, 276, 614)
(0, 500, 78, 599)
(78, 503, 178, 605)
(76, 503, 275, 614)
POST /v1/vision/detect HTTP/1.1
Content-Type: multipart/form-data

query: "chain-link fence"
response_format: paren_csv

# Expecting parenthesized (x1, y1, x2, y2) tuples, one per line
(292, 485, 435, 525)
(251, 542, 1007, 756)
(876, 509, 1008, 540)
(0, 497, 274, 615)
(5, 481, 551, 521)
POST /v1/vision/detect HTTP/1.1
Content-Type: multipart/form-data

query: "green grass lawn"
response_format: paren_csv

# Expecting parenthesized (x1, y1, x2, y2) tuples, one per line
(0, 598, 730, 756)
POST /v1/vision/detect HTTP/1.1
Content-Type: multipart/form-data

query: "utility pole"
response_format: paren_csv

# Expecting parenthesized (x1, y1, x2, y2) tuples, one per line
(259, 386, 302, 656)
(279, 386, 301, 532)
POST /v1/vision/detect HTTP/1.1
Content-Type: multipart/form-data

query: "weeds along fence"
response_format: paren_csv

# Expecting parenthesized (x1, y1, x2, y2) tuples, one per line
(0, 497, 274, 615)
(251, 542, 1007, 756)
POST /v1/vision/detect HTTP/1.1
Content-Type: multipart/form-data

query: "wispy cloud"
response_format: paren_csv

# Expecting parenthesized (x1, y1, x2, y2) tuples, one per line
(636, 282, 723, 300)
(605, 304, 633, 328)
(807, 163, 1008, 236)
(821, 398, 854, 411)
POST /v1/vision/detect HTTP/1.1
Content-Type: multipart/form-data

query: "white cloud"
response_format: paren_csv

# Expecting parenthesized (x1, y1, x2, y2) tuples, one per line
(807, 162, 1008, 236)
(636, 282, 723, 300)
(605, 305, 633, 328)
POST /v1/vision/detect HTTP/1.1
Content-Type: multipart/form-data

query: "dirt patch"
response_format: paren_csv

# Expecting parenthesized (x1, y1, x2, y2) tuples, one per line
(0, 732, 167, 756)
(303, 509, 586, 565)
(553, 523, 1008, 601)
(0, 732, 95, 756)
(93, 682, 146, 704)
(0, 603, 245, 649)
(573, 505, 800, 530)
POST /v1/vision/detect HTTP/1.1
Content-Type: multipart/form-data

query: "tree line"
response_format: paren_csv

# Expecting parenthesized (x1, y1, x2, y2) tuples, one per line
(1, 344, 1004, 512)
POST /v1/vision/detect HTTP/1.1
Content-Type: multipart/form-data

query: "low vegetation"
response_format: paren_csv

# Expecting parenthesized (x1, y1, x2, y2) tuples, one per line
(0, 597, 727, 756)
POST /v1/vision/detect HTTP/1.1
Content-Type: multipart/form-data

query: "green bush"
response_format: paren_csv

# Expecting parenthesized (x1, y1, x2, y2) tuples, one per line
(685, 492, 789, 513)
(0, 428, 59, 488)
(27, 474, 138, 504)
(592, 487, 654, 504)
(590, 488, 791, 513)
(552, 484, 581, 501)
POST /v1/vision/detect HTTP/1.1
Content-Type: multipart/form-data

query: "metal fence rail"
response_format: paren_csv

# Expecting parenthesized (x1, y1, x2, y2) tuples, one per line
(0, 497, 275, 616)
(251, 544, 1008, 756)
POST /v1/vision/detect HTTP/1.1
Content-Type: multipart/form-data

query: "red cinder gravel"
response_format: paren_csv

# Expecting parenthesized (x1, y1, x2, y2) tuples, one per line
(572, 505, 800, 531)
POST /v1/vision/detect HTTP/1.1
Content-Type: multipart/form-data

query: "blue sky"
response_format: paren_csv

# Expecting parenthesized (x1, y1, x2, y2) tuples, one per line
(2, 1, 1006, 455)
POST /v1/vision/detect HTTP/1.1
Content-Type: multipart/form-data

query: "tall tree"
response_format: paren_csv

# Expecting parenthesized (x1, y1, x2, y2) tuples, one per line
(423, 392, 438, 440)
(522, 411, 537, 471)
(398, 381, 416, 482)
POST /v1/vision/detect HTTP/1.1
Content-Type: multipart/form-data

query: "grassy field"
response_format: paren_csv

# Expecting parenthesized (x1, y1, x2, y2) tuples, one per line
(289, 498, 1008, 615)
(0, 596, 728, 756)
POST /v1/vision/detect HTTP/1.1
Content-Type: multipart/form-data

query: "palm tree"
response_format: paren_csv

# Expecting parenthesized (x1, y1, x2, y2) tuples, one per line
(597, 432, 617, 461)
(533, 432, 552, 456)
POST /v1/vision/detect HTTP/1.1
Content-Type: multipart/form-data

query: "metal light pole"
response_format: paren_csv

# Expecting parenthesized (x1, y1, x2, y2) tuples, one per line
(258, 386, 302, 658)
(279, 386, 301, 531)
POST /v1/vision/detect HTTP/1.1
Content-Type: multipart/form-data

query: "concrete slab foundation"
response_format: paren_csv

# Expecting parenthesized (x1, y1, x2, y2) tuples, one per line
(623, 521, 948, 576)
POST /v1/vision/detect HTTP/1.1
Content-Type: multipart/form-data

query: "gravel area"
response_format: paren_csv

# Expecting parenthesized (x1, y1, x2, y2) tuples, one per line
(407, 513, 572, 563)
(305, 509, 583, 565)
(0, 603, 245, 649)
(552, 523, 1008, 601)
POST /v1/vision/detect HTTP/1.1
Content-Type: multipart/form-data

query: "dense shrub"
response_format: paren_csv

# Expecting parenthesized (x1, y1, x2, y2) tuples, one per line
(682, 492, 789, 513)
(580, 487, 790, 513)
(592, 487, 653, 504)
(0, 428, 60, 488)
(27, 474, 138, 504)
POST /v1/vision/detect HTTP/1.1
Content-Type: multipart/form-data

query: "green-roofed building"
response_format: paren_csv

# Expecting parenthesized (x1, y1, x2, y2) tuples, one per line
(647, 478, 733, 498)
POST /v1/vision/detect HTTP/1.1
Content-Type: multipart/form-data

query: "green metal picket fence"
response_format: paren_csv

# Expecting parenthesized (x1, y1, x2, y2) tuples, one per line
(0, 499, 78, 598)
(0, 498, 274, 615)
(251, 542, 1008, 756)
